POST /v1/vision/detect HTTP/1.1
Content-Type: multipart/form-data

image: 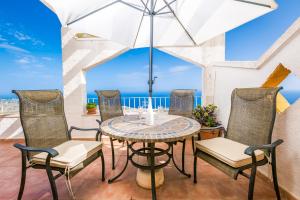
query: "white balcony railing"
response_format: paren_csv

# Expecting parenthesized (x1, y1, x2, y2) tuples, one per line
(0, 99, 19, 114)
(0, 96, 202, 114)
(87, 96, 202, 111)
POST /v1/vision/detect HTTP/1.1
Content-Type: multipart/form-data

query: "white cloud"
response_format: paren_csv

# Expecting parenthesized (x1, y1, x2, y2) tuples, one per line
(0, 43, 30, 53)
(32, 39, 45, 46)
(117, 72, 148, 79)
(143, 64, 159, 70)
(42, 56, 52, 61)
(169, 65, 191, 73)
(0, 34, 6, 41)
(13, 31, 45, 46)
(15, 56, 45, 69)
(14, 31, 31, 41)
(16, 57, 30, 64)
(114, 71, 149, 89)
(10, 71, 54, 79)
(34, 64, 45, 68)
(0, 22, 45, 49)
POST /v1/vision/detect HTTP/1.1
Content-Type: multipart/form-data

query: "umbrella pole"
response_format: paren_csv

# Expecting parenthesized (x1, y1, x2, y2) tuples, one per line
(148, 0, 154, 98)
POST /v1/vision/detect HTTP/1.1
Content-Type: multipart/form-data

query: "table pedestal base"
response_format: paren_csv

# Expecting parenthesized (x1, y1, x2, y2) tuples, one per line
(136, 168, 164, 189)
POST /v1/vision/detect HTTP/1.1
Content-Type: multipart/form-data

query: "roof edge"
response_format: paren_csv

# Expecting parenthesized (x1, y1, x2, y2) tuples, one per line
(257, 17, 300, 68)
(40, 0, 56, 13)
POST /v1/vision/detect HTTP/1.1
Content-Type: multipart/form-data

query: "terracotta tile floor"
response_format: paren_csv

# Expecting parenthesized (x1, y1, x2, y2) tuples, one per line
(0, 139, 280, 200)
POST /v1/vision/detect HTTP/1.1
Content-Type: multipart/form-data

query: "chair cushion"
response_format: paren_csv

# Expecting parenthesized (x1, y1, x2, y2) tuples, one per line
(31, 140, 102, 169)
(195, 137, 265, 168)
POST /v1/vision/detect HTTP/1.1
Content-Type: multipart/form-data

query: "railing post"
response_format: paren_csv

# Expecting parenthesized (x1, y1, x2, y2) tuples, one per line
(123, 97, 126, 111)
(129, 97, 131, 111)
(0, 101, 3, 113)
(164, 97, 167, 110)
(159, 98, 162, 109)
(133, 97, 136, 110)
(139, 97, 141, 108)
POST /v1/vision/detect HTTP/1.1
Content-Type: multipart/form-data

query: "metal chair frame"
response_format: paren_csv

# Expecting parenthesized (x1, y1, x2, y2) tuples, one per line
(193, 87, 283, 200)
(13, 90, 105, 200)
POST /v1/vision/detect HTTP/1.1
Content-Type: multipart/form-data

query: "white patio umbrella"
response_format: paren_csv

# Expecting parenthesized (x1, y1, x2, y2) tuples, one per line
(41, 0, 277, 97)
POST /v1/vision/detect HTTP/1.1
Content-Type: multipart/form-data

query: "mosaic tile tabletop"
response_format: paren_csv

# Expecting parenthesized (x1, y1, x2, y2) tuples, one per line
(100, 113, 201, 142)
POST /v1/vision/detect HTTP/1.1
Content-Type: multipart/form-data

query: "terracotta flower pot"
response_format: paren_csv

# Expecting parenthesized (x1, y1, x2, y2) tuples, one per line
(87, 108, 97, 114)
(199, 126, 222, 140)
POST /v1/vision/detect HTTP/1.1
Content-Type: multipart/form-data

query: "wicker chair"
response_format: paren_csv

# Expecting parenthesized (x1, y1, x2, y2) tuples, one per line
(169, 89, 195, 118)
(169, 89, 195, 176)
(95, 90, 124, 170)
(194, 87, 283, 200)
(13, 90, 105, 200)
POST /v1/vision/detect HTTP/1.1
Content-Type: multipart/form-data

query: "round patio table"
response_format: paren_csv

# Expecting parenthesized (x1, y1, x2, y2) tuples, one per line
(101, 113, 201, 200)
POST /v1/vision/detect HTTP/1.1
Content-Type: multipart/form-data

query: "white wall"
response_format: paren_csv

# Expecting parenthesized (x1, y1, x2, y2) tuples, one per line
(160, 34, 225, 105)
(61, 27, 129, 137)
(0, 115, 22, 139)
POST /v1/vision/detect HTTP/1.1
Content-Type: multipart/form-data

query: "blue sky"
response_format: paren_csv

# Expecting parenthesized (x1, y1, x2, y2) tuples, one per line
(0, 0, 299, 96)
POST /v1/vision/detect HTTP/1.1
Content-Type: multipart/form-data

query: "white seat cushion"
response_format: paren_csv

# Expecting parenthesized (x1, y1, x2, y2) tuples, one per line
(196, 137, 265, 168)
(32, 140, 102, 169)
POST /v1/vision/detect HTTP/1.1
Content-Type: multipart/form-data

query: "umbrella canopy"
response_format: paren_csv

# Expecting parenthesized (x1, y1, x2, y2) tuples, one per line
(41, 0, 277, 96)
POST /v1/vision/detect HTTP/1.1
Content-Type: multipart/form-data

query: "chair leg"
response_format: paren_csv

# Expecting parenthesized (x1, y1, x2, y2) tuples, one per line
(45, 163, 58, 200)
(192, 133, 200, 154)
(192, 137, 195, 154)
(100, 150, 105, 181)
(248, 165, 257, 200)
(193, 149, 198, 184)
(181, 139, 186, 172)
(110, 137, 115, 170)
(271, 150, 281, 200)
(17, 151, 27, 200)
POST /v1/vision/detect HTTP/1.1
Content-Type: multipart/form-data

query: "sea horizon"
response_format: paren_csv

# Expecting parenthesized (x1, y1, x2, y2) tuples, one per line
(1, 90, 299, 105)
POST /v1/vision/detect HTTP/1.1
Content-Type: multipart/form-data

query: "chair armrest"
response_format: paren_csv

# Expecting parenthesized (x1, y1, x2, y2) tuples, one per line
(69, 126, 99, 132)
(96, 119, 102, 125)
(68, 126, 101, 140)
(14, 143, 58, 157)
(244, 139, 283, 156)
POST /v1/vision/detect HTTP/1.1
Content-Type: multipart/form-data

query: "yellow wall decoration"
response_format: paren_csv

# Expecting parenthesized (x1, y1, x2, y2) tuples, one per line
(261, 63, 291, 113)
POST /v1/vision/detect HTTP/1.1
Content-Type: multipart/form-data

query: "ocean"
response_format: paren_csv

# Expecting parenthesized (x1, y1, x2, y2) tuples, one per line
(281, 90, 300, 104)
(2, 90, 299, 106)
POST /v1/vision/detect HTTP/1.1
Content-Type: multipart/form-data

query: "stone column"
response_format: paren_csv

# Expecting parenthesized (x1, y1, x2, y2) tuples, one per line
(202, 66, 216, 105)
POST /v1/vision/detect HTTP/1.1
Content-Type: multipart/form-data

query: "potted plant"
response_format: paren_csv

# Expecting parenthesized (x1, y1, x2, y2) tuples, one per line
(193, 104, 222, 140)
(86, 103, 97, 114)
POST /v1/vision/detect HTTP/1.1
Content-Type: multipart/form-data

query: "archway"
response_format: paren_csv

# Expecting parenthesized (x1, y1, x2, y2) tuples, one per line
(86, 48, 203, 113)
(61, 27, 225, 128)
